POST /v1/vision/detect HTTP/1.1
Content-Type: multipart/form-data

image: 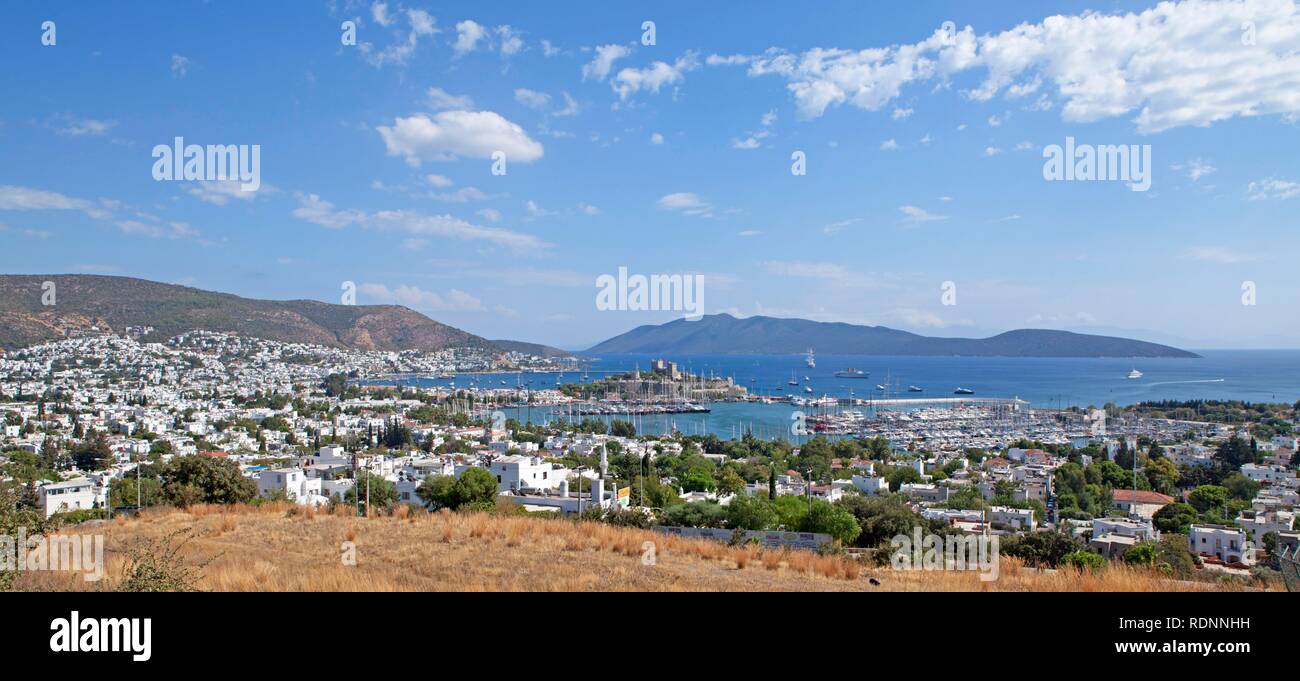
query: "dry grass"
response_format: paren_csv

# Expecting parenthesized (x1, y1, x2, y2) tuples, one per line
(12, 504, 1268, 592)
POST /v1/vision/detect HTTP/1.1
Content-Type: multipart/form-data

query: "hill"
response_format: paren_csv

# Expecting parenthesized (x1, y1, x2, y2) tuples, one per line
(586, 314, 1200, 358)
(0, 274, 499, 353)
(13, 504, 1242, 592)
(490, 339, 575, 358)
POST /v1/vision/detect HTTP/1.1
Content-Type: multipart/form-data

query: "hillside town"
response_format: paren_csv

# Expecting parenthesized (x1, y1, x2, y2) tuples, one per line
(2, 332, 1298, 585)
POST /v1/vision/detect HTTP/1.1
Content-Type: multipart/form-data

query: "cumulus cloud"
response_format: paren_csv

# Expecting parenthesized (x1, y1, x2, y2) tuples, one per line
(612, 51, 700, 100)
(186, 180, 273, 206)
(582, 44, 632, 81)
(710, 0, 1300, 132)
(359, 8, 437, 67)
(376, 110, 543, 165)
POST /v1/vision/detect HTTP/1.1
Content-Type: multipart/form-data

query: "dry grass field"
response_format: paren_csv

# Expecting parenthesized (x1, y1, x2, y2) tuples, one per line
(13, 503, 1269, 592)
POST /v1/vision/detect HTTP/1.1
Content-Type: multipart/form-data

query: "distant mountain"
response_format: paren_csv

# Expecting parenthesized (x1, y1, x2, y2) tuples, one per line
(586, 314, 1201, 358)
(0, 275, 504, 353)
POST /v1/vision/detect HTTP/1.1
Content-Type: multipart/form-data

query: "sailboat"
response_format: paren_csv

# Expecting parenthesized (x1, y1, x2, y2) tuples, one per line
(805, 348, 816, 369)
(787, 371, 799, 386)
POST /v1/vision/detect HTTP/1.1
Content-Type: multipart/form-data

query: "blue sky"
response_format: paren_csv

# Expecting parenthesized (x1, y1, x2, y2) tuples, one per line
(2, 0, 1299, 350)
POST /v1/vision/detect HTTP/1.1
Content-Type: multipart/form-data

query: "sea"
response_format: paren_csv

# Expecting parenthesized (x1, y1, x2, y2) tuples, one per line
(376, 351, 1300, 442)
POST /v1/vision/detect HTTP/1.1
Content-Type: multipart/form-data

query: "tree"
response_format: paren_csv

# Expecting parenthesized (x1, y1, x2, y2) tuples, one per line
(838, 494, 941, 548)
(1061, 550, 1107, 571)
(886, 466, 922, 492)
(1221, 472, 1259, 501)
(1188, 485, 1228, 514)
(1124, 541, 1159, 568)
(1001, 529, 1080, 568)
(609, 420, 636, 438)
(726, 495, 777, 531)
(161, 456, 256, 506)
(344, 471, 398, 511)
(1153, 502, 1198, 534)
(1143, 457, 1179, 496)
(1214, 434, 1255, 469)
(800, 500, 861, 545)
(415, 468, 498, 511)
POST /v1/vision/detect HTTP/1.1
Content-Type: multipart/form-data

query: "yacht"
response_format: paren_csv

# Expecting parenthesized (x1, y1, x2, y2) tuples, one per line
(804, 386, 813, 393)
(805, 348, 816, 369)
(1127, 368, 1143, 379)
(908, 385, 924, 392)
(875, 384, 887, 391)
(788, 371, 799, 386)
(834, 368, 869, 378)
(954, 387, 975, 395)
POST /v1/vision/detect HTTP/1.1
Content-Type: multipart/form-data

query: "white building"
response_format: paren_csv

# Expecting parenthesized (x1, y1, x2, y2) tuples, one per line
(851, 474, 890, 496)
(257, 468, 323, 503)
(38, 478, 98, 517)
(1189, 524, 1255, 565)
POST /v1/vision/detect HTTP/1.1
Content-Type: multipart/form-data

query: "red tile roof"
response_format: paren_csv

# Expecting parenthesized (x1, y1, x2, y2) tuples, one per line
(1112, 489, 1174, 505)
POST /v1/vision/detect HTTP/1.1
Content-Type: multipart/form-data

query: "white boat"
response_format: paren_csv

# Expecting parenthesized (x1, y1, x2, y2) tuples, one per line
(805, 348, 816, 368)
(1127, 368, 1143, 379)
(804, 386, 813, 393)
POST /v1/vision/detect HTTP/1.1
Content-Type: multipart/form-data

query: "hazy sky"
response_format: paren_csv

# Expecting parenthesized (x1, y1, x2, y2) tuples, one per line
(3, 0, 1299, 350)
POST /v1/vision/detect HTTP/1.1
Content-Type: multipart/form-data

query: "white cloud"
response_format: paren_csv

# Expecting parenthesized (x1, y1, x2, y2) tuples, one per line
(291, 192, 548, 253)
(715, 1, 1300, 132)
(892, 107, 913, 120)
(657, 192, 712, 216)
(376, 110, 543, 165)
(612, 51, 700, 100)
(497, 26, 524, 57)
(880, 138, 899, 150)
(899, 205, 947, 223)
(476, 207, 502, 222)
(514, 88, 551, 110)
(1186, 159, 1216, 181)
(427, 87, 474, 110)
(425, 174, 454, 188)
(984, 146, 1003, 156)
(541, 40, 561, 57)
(57, 118, 116, 136)
(822, 218, 861, 234)
(732, 136, 761, 150)
(649, 132, 665, 145)
(370, 1, 394, 27)
(186, 180, 272, 206)
(577, 202, 600, 216)
(1181, 246, 1260, 264)
(738, 229, 762, 237)
(582, 44, 632, 81)
(359, 9, 437, 67)
(429, 186, 491, 202)
(170, 54, 190, 78)
(453, 20, 488, 56)
(1246, 177, 1300, 200)
(359, 283, 484, 311)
